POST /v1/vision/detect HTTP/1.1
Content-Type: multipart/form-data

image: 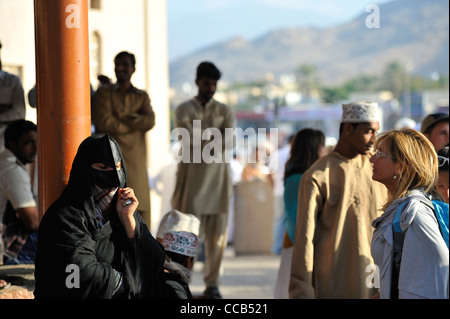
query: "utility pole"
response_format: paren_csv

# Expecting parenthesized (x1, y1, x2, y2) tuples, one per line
(34, 0, 91, 217)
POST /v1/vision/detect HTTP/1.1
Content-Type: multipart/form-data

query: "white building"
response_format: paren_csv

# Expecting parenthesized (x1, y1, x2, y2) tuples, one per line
(0, 0, 171, 232)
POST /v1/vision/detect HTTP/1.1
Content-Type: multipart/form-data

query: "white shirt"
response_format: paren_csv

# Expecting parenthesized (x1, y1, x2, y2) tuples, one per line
(0, 149, 36, 259)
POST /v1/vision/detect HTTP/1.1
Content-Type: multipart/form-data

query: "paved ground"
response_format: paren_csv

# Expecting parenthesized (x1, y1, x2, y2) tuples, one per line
(190, 246, 281, 299)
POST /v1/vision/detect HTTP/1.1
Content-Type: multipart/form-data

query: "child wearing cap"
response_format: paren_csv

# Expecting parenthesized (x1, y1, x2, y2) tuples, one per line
(155, 210, 200, 299)
(160, 231, 199, 299)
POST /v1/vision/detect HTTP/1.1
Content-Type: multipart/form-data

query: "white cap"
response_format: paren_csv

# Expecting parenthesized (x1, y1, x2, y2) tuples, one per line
(156, 209, 201, 240)
(163, 231, 199, 257)
(395, 117, 416, 129)
(341, 101, 379, 123)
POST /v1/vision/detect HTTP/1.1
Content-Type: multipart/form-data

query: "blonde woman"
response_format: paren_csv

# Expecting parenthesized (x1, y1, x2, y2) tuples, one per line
(370, 128, 449, 299)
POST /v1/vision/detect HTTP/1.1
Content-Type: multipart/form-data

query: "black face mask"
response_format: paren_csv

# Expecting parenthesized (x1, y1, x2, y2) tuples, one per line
(87, 134, 126, 189)
(88, 167, 121, 189)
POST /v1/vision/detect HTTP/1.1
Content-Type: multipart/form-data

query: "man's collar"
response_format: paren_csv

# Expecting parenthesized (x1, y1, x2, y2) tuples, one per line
(112, 82, 138, 93)
(1, 148, 26, 169)
(193, 97, 215, 108)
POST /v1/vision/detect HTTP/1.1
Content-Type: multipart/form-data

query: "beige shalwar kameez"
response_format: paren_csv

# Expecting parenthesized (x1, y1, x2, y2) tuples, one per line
(92, 84, 155, 227)
(289, 152, 387, 299)
(171, 97, 235, 287)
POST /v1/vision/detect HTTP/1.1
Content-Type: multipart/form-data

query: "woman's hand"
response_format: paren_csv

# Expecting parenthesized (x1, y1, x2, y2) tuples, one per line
(0, 279, 10, 289)
(116, 187, 138, 238)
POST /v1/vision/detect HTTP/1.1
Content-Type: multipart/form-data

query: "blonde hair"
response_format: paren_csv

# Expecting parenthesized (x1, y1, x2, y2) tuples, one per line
(374, 128, 438, 209)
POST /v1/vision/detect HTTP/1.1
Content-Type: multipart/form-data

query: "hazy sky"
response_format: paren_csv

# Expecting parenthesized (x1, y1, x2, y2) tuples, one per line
(167, 0, 392, 61)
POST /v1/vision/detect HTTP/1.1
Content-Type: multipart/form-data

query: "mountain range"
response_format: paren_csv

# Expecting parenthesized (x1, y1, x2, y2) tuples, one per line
(169, 0, 449, 89)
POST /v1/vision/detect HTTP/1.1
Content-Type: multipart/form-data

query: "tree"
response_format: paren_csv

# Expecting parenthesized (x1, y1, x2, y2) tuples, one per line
(321, 87, 349, 104)
(381, 61, 407, 100)
(344, 74, 379, 93)
(296, 64, 320, 103)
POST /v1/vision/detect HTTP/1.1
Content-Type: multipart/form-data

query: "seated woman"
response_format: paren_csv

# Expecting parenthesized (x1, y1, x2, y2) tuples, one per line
(34, 133, 165, 299)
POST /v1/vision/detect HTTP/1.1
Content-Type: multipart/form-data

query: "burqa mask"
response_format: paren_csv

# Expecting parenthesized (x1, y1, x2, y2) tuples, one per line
(87, 134, 126, 189)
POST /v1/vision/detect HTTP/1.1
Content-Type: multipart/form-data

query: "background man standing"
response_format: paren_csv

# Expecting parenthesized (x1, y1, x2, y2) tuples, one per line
(0, 40, 26, 153)
(171, 61, 235, 299)
(420, 113, 449, 151)
(93, 51, 155, 227)
(289, 102, 387, 299)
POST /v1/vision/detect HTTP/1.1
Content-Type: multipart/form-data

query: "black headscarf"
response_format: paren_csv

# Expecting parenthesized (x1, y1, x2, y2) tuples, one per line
(62, 133, 126, 202)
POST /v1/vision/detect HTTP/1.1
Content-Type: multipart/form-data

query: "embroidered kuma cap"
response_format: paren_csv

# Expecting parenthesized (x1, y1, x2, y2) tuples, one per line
(163, 231, 199, 257)
(341, 101, 379, 123)
(156, 209, 200, 240)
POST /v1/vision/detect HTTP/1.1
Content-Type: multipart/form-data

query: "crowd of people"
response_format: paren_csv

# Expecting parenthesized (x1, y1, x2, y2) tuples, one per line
(0, 41, 449, 299)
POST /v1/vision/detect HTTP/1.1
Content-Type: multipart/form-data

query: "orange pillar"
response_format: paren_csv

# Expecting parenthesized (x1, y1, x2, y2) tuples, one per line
(34, 0, 91, 217)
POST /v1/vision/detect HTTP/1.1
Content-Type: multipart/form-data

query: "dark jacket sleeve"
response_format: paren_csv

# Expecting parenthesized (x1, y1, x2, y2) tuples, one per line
(111, 210, 166, 298)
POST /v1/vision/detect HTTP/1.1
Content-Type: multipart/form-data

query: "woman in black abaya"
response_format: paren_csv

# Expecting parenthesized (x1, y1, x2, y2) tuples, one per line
(34, 133, 165, 299)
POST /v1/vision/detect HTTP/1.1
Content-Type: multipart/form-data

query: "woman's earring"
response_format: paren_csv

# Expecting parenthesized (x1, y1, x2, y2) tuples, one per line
(393, 175, 397, 179)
